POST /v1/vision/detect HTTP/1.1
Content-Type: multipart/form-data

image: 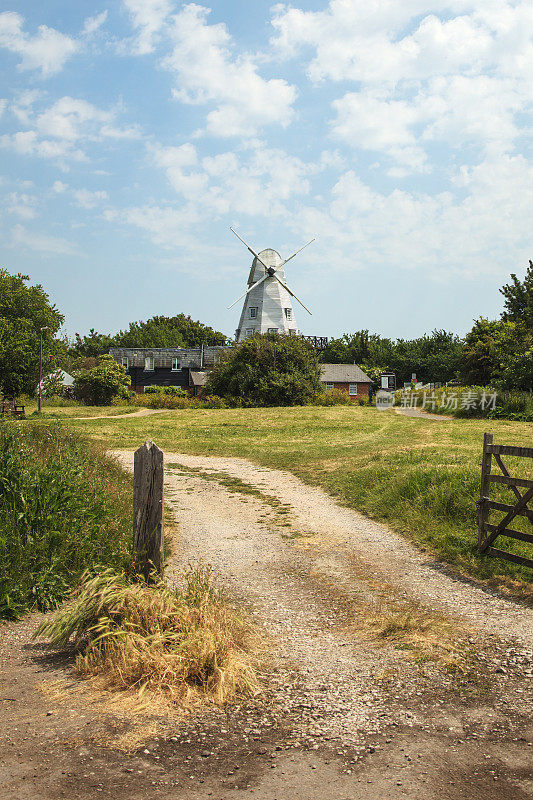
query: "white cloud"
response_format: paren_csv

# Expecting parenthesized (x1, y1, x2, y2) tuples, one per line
(331, 92, 429, 172)
(36, 97, 112, 141)
(0, 99, 6, 118)
(164, 4, 296, 137)
(0, 11, 77, 76)
(73, 189, 109, 209)
(1, 95, 141, 165)
(0, 130, 86, 163)
(83, 11, 108, 37)
(271, 1, 533, 172)
(7, 192, 39, 219)
(122, 0, 174, 55)
(11, 224, 79, 255)
(151, 140, 314, 216)
(52, 180, 68, 193)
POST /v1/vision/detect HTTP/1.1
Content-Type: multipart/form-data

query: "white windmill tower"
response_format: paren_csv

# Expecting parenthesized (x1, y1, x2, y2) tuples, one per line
(228, 228, 315, 343)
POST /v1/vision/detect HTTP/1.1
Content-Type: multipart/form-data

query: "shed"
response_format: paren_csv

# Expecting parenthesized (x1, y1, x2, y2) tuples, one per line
(320, 364, 372, 398)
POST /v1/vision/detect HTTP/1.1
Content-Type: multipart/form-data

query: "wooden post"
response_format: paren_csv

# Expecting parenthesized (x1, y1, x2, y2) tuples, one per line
(478, 432, 493, 551)
(133, 440, 164, 581)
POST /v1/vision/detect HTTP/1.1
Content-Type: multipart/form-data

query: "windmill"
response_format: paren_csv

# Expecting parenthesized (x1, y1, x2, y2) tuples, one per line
(228, 227, 315, 343)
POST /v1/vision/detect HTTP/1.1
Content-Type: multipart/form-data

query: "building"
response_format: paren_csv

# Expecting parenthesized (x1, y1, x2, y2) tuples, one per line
(109, 346, 227, 394)
(320, 364, 373, 398)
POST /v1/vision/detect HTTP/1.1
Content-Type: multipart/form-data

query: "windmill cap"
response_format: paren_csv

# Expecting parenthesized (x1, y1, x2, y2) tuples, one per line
(254, 248, 283, 267)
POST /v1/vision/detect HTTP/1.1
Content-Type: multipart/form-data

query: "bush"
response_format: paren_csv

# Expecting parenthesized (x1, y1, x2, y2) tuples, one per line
(132, 392, 228, 410)
(206, 333, 322, 407)
(74, 355, 131, 405)
(144, 385, 189, 396)
(0, 422, 133, 619)
(312, 388, 353, 406)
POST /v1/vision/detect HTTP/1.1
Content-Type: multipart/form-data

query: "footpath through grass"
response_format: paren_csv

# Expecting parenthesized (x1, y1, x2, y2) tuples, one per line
(70, 406, 533, 596)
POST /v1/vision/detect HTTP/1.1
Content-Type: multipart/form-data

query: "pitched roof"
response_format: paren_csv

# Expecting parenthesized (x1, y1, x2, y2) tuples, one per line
(320, 364, 372, 383)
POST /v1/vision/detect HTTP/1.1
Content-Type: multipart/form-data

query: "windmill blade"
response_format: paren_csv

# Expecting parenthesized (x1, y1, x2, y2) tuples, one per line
(227, 272, 270, 310)
(273, 274, 312, 315)
(230, 227, 271, 273)
(282, 238, 316, 266)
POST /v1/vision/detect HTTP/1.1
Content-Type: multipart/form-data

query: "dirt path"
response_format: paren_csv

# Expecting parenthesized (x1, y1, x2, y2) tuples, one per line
(69, 408, 165, 421)
(1, 450, 531, 800)
(395, 407, 451, 421)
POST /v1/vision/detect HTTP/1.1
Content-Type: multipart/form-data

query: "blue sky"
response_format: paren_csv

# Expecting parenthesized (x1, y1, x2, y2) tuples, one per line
(1, 1, 532, 341)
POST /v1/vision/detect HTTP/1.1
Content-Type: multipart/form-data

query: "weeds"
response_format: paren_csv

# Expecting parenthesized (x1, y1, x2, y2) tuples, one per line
(0, 421, 133, 619)
(37, 565, 259, 707)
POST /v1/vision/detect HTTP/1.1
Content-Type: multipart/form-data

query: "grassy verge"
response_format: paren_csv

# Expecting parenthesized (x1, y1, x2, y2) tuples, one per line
(67, 406, 533, 595)
(0, 421, 134, 618)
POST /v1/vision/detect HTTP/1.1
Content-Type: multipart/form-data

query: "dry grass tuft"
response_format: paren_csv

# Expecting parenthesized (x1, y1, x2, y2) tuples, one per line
(37, 565, 260, 708)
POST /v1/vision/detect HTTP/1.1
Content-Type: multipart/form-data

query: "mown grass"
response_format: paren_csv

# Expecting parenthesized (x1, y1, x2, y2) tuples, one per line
(0, 421, 134, 618)
(68, 406, 533, 594)
(23, 401, 137, 418)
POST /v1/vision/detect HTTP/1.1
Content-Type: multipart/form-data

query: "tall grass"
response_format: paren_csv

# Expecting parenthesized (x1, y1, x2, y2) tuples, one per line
(37, 564, 259, 706)
(0, 421, 133, 619)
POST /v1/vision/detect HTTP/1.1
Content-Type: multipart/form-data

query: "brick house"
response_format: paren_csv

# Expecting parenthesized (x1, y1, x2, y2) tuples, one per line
(320, 364, 373, 398)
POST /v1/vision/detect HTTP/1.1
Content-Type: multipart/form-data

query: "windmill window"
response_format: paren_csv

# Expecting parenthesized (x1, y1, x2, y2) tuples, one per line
(249, 307, 258, 318)
(268, 328, 278, 334)
(171, 358, 180, 371)
(349, 383, 358, 396)
(144, 357, 154, 371)
(245, 328, 254, 337)
(121, 357, 129, 369)
(284, 308, 292, 320)
(326, 382, 334, 391)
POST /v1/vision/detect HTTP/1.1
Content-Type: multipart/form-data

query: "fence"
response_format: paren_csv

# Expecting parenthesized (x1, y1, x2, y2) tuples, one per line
(477, 433, 533, 569)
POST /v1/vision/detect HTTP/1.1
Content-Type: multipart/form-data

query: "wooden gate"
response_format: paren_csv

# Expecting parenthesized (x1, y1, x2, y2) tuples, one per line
(477, 433, 533, 568)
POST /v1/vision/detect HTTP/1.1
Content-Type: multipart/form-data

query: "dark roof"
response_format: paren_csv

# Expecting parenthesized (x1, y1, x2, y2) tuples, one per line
(320, 364, 372, 383)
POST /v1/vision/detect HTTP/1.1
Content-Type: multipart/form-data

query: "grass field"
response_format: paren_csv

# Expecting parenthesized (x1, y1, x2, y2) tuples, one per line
(23, 402, 137, 418)
(67, 406, 533, 596)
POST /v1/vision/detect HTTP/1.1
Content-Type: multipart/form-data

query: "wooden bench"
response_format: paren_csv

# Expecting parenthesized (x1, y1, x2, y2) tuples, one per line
(0, 400, 25, 418)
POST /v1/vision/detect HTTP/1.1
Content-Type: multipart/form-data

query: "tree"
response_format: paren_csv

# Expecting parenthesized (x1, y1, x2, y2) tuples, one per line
(320, 329, 462, 385)
(500, 260, 533, 329)
(494, 322, 533, 391)
(206, 333, 322, 406)
(0, 270, 64, 397)
(115, 314, 226, 348)
(70, 329, 117, 358)
(461, 318, 504, 385)
(74, 356, 131, 405)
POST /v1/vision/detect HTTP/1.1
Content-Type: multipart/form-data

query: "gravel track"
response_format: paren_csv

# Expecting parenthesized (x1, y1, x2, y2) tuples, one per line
(113, 450, 533, 649)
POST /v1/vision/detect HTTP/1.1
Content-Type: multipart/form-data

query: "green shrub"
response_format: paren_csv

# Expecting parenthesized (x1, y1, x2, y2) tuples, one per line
(74, 355, 131, 405)
(206, 333, 322, 407)
(144, 385, 189, 396)
(312, 388, 353, 406)
(133, 392, 228, 410)
(0, 422, 133, 619)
